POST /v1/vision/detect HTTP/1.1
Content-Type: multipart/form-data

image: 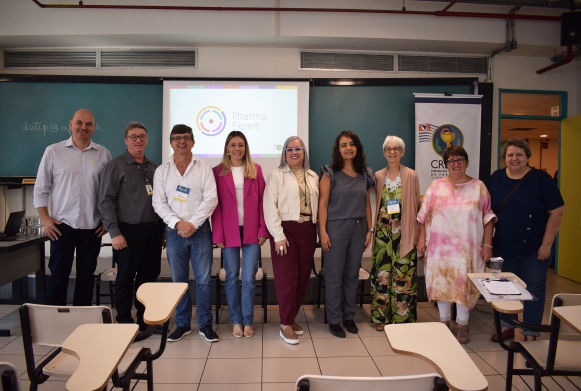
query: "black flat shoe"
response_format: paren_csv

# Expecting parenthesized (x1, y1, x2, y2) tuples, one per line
(329, 323, 346, 338)
(342, 319, 358, 334)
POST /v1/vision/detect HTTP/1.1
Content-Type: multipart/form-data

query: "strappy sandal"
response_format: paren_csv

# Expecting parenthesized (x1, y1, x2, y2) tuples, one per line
(244, 326, 254, 338)
(457, 325, 470, 344)
(232, 324, 244, 338)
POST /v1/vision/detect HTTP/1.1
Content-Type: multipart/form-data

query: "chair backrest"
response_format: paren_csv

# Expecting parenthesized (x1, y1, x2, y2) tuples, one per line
(550, 294, 581, 338)
(296, 373, 444, 391)
(0, 362, 20, 391)
(20, 304, 112, 347)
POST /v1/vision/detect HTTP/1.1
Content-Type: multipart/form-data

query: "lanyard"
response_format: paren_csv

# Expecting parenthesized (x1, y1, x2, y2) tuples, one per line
(135, 162, 150, 185)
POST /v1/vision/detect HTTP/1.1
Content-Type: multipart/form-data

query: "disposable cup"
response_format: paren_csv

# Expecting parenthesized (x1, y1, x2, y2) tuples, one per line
(490, 257, 503, 277)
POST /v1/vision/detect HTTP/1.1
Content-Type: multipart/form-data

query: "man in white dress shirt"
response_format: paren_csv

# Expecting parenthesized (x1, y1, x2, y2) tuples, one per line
(152, 124, 219, 342)
(33, 109, 111, 306)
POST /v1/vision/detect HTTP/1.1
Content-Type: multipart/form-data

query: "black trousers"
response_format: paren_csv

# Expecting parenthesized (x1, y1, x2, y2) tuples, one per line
(47, 223, 101, 306)
(114, 221, 163, 324)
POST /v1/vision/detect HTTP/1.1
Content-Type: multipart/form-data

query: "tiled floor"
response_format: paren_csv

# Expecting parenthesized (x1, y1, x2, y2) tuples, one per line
(1, 269, 581, 390)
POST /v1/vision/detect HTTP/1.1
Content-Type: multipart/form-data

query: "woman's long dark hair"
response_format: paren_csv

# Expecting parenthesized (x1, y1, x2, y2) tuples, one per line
(331, 130, 367, 174)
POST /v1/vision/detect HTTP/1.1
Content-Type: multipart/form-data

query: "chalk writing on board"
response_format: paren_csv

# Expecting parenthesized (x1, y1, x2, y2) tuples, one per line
(22, 122, 103, 136)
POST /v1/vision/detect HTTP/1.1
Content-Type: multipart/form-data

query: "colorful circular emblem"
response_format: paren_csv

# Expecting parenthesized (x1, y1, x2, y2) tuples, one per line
(431, 124, 464, 157)
(196, 106, 227, 137)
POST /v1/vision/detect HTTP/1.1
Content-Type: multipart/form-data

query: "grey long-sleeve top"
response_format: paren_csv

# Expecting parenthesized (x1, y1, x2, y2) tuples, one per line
(98, 150, 161, 239)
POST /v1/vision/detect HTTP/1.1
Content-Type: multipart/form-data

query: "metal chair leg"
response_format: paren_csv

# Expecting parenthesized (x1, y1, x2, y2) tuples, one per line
(146, 360, 154, 391)
(215, 278, 221, 325)
(95, 277, 101, 306)
(109, 281, 115, 308)
(262, 277, 268, 323)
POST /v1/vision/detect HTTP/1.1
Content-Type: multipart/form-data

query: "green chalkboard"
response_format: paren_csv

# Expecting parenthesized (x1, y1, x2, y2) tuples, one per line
(0, 78, 474, 178)
(308, 85, 471, 175)
(0, 82, 163, 176)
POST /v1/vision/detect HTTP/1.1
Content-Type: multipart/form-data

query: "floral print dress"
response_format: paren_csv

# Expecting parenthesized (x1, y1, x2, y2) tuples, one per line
(371, 175, 417, 324)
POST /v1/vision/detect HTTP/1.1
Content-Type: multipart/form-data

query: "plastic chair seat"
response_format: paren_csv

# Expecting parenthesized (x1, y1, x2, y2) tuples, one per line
(218, 267, 264, 282)
(101, 268, 117, 282)
(359, 268, 370, 280)
(518, 340, 581, 372)
(42, 347, 143, 378)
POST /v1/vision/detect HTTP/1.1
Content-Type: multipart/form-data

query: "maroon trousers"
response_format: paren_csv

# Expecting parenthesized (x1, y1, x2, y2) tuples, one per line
(270, 220, 317, 326)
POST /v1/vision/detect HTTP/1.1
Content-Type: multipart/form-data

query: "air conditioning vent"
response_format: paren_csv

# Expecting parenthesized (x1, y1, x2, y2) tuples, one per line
(100, 49, 197, 68)
(398, 54, 488, 74)
(457, 57, 488, 74)
(300, 51, 395, 72)
(398, 55, 429, 73)
(3, 50, 97, 69)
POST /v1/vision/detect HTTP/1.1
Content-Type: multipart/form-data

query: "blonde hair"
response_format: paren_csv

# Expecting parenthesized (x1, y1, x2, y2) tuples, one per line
(220, 131, 257, 179)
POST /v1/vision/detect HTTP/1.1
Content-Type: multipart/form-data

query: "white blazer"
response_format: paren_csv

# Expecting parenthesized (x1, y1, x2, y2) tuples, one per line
(263, 165, 319, 242)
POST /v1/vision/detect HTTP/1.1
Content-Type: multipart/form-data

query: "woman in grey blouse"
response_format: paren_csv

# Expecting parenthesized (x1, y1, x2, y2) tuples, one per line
(318, 130, 374, 338)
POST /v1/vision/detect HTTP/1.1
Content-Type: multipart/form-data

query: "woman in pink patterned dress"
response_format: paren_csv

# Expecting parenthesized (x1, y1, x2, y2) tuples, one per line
(416, 145, 496, 344)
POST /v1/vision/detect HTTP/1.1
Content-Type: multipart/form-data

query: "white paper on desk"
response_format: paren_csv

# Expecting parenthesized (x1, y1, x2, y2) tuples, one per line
(483, 281, 521, 295)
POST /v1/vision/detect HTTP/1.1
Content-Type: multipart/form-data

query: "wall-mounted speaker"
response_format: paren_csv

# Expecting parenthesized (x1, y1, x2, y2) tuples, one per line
(561, 12, 581, 46)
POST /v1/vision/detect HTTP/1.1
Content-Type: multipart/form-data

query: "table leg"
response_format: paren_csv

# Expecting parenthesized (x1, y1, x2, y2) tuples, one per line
(35, 243, 46, 302)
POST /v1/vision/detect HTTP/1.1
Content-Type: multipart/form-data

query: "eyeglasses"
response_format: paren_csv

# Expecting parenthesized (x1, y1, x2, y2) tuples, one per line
(172, 135, 193, 142)
(126, 134, 147, 141)
(384, 147, 401, 152)
(446, 157, 466, 166)
(285, 147, 304, 153)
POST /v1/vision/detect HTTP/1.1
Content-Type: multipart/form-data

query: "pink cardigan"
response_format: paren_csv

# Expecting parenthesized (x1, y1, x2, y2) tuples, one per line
(373, 165, 421, 257)
(211, 163, 269, 247)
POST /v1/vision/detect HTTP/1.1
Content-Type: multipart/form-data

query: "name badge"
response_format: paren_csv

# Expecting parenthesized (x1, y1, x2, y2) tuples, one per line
(387, 199, 400, 214)
(146, 184, 153, 196)
(173, 185, 190, 202)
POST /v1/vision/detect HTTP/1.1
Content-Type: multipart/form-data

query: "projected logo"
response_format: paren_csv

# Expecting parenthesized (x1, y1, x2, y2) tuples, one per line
(196, 106, 227, 137)
(431, 124, 464, 157)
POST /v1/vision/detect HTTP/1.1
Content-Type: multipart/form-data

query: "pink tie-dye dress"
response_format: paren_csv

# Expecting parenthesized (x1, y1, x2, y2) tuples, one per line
(417, 178, 496, 310)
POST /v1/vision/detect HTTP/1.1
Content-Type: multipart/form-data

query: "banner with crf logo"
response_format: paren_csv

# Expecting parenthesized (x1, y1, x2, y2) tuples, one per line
(414, 94, 482, 195)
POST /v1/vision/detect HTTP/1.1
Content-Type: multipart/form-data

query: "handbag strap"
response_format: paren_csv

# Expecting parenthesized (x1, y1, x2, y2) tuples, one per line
(496, 168, 535, 215)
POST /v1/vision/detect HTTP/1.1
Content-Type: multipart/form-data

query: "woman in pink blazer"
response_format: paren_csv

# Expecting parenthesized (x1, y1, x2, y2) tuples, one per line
(212, 131, 269, 338)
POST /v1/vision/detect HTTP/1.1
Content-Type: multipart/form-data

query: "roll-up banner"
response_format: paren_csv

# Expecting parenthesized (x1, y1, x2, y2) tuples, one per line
(414, 93, 482, 195)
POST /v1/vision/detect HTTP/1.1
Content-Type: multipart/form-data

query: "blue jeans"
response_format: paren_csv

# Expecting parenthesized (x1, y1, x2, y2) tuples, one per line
(500, 247, 553, 337)
(165, 220, 214, 328)
(222, 227, 260, 326)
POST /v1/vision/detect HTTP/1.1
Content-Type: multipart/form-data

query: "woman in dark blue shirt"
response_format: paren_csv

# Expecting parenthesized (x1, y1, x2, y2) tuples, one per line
(486, 138, 565, 342)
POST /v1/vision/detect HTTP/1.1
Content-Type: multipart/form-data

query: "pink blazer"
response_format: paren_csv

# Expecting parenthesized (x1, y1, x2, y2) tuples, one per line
(211, 163, 269, 247)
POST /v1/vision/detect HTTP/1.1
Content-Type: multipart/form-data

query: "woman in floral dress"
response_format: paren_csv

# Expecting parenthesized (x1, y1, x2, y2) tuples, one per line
(416, 145, 496, 343)
(371, 136, 421, 331)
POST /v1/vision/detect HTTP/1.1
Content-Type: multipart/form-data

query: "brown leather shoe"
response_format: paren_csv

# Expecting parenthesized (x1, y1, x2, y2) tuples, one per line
(491, 326, 515, 342)
(523, 335, 537, 342)
(280, 326, 299, 345)
(375, 324, 386, 331)
(292, 323, 304, 336)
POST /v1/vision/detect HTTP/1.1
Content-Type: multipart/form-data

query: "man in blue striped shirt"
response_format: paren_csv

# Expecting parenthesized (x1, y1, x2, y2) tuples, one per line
(34, 109, 112, 306)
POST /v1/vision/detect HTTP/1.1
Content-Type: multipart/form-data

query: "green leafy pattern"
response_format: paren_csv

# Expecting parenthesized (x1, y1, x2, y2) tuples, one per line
(371, 184, 417, 324)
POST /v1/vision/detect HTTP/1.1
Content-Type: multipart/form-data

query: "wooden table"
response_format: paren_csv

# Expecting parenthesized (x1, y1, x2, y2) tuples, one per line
(552, 305, 581, 335)
(384, 322, 488, 391)
(136, 282, 188, 325)
(61, 323, 139, 391)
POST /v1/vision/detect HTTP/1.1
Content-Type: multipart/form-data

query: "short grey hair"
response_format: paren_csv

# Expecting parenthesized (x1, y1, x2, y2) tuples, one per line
(382, 135, 405, 150)
(279, 136, 310, 170)
(124, 121, 148, 138)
